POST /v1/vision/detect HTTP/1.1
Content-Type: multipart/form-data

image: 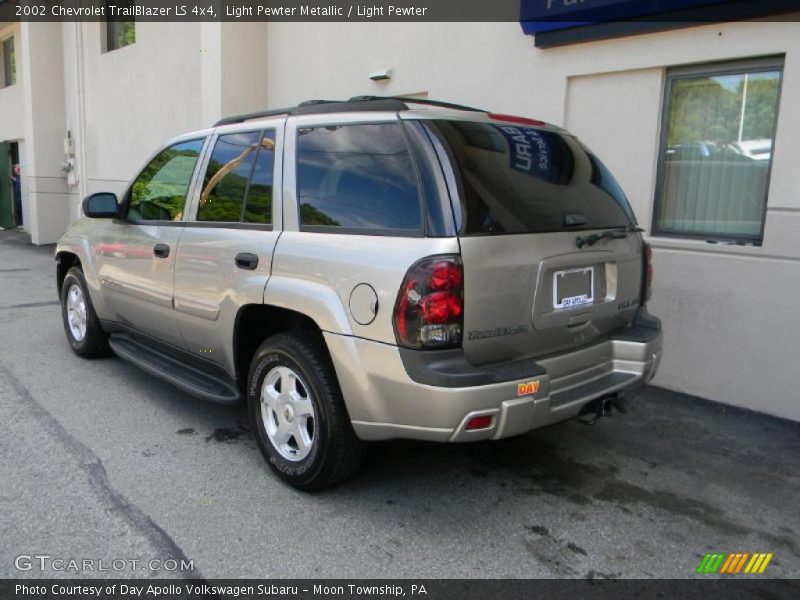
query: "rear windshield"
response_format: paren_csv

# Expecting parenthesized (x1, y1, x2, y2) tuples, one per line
(429, 120, 635, 235)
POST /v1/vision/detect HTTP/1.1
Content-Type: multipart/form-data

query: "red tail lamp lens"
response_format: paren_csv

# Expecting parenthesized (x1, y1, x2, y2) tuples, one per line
(429, 261, 463, 291)
(393, 256, 464, 349)
(421, 292, 462, 324)
(466, 415, 493, 430)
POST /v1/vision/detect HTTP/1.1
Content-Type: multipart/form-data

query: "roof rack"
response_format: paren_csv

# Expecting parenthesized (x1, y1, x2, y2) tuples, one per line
(347, 95, 485, 112)
(213, 96, 484, 127)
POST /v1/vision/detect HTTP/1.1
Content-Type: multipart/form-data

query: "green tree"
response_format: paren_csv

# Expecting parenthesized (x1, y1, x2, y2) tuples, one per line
(667, 72, 779, 146)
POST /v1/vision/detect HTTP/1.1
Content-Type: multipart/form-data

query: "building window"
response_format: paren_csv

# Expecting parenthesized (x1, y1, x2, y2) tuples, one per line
(1, 36, 16, 87)
(653, 57, 783, 243)
(105, 1, 135, 51)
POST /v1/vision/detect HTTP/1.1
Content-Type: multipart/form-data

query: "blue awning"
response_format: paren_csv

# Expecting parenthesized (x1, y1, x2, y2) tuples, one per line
(520, 0, 741, 36)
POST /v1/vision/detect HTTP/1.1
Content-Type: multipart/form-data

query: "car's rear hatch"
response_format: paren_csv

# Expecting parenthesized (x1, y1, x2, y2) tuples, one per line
(425, 118, 644, 365)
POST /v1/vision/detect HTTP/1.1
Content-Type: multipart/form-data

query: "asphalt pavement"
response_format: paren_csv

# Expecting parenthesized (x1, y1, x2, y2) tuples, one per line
(1, 228, 799, 579)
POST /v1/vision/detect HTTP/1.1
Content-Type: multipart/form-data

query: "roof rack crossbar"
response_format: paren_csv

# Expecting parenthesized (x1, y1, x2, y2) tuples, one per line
(214, 108, 290, 127)
(297, 99, 341, 106)
(348, 95, 485, 112)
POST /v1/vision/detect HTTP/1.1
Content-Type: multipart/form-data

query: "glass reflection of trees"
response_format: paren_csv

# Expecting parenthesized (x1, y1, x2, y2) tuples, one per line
(199, 132, 275, 224)
(129, 140, 203, 221)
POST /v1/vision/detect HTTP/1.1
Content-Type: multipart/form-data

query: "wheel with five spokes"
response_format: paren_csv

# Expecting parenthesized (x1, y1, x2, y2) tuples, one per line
(248, 331, 365, 491)
(261, 365, 317, 462)
(60, 266, 111, 358)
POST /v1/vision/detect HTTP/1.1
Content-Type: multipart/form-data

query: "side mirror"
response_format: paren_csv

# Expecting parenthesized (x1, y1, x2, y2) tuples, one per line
(82, 192, 121, 219)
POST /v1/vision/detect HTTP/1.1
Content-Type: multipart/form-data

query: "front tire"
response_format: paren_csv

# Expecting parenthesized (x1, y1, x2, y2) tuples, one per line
(60, 267, 111, 358)
(248, 331, 365, 491)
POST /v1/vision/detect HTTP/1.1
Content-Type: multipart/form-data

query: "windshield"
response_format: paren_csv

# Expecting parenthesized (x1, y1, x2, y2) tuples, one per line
(428, 120, 635, 235)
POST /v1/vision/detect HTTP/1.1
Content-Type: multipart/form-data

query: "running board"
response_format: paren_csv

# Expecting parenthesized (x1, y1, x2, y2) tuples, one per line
(109, 334, 242, 404)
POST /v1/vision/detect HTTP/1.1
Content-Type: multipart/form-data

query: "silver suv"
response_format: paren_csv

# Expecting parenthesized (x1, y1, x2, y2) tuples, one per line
(56, 97, 662, 490)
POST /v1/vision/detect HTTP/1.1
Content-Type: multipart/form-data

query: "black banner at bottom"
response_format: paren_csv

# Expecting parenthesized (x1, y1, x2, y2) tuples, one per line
(2, 579, 799, 600)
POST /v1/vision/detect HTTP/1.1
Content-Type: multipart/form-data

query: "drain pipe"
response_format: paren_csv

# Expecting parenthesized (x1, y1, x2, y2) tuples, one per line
(72, 20, 89, 215)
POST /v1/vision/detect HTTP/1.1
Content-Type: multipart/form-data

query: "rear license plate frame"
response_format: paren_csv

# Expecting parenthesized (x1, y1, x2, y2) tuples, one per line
(553, 266, 594, 309)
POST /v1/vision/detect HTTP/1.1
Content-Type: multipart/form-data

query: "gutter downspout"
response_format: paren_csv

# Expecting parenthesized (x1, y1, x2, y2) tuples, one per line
(73, 20, 89, 214)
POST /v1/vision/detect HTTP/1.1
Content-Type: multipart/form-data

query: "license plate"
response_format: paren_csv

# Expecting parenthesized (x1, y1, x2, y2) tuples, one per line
(553, 267, 594, 309)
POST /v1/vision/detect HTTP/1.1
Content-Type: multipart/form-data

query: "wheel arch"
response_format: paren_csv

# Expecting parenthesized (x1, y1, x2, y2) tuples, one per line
(55, 239, 108, 319)
(55, 250, 81, 295)
(233, 304, 330, 394)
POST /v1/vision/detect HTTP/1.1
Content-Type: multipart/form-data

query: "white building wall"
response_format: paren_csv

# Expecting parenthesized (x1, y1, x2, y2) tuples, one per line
(0, 23, 26, 228)
(19, 22, 69, 245)
(266, 20, 800, 421)
(1, 20, 270, 241)
(220, 22, 269, 119)
(67, 20, 268, 220)
(73, 21, 205, 205)
(0, 24, 24, 142)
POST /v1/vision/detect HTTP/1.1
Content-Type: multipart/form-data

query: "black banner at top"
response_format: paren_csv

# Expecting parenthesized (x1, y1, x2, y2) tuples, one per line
(0, 0, 799, 23)
(2, 579, 800, 600)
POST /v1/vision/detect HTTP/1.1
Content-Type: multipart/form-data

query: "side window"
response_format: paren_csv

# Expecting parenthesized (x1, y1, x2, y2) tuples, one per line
(244, 131, 276, 224)
(198, 130, 276, 224)
(296, 123, 421, 232)
(128, 139, 203, 222)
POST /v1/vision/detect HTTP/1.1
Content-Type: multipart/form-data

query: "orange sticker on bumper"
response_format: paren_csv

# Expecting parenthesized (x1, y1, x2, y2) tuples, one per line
(517, 381, 540, 396)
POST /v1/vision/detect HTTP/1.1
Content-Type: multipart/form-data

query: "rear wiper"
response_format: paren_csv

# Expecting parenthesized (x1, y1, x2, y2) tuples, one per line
(576, 226, 645, 249)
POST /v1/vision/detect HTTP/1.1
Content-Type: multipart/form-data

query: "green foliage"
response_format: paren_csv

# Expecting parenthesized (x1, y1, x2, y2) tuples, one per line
(130, 148, 199, 220)
(109, 20, 135, 51)
(2, 37, 15, 86)
(244, 184, 272, 225)
(199, 136, 276, 224)
(667, 72, 779, 146)
(119, 22, 136, 47)
(198, 169, 249, 222)
(300, 203, 340, 227)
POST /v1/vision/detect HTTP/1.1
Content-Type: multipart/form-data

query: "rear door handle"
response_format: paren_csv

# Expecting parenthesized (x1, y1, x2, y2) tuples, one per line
(153, 243, 170, 258)
(235, 252, 259, 270)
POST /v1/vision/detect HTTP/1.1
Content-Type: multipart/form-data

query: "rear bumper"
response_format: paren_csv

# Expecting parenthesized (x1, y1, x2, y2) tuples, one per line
(325, 309, 662, 442)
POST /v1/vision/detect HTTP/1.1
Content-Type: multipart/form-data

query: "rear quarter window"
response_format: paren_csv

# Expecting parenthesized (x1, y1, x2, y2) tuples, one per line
(296, 123, 422, 233)
(429, 120, 635, 235)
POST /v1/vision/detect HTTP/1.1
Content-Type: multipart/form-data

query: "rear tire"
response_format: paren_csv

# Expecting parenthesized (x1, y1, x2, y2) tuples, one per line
(60, 267, 111, 358)
(248, 331, 365, 491)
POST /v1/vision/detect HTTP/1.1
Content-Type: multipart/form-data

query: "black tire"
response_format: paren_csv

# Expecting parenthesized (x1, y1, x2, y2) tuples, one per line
(60, 266, 111, 358)
(248, 331, 366, 491)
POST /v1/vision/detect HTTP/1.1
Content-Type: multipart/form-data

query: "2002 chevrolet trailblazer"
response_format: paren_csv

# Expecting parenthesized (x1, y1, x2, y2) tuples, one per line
(55, 96, 662, 490)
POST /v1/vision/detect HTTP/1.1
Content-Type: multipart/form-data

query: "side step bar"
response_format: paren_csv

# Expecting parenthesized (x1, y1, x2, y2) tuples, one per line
(109, 334, 242, 404)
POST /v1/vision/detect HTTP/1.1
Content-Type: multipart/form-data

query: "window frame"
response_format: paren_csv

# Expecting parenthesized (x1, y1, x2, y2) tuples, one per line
(123, 136, 209, 225)
(1, 35, 16, 88)
(651, 56, 784, 245)
(293, 118, 427, 238)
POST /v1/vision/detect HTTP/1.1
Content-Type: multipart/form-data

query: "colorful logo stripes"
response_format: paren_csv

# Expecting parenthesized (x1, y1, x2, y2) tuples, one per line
(697, 552, 773, 574)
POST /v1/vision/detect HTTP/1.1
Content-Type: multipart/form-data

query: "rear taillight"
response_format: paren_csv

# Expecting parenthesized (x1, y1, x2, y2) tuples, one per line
(393, 256, 463, 348)
(642, 242, 653, 303)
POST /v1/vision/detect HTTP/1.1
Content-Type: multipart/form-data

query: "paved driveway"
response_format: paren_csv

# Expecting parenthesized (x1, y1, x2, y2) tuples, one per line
(1, 229, 799, 579)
